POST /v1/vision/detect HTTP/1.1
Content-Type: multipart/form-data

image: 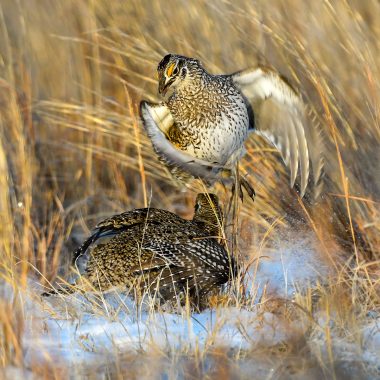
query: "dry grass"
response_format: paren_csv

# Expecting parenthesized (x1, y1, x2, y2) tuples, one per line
(0, 0, 379, 378)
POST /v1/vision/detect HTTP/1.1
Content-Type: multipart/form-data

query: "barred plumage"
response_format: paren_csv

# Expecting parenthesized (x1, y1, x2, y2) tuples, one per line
(141, 54, 324, 199)
(42, 193, 236, 306)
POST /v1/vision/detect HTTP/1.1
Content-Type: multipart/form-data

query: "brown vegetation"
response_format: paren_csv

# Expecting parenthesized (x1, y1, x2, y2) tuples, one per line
(0, 0, 379, 378)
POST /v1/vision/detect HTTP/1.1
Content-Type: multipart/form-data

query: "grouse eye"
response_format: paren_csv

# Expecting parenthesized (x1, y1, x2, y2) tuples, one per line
(194, 203, 201, 213)
(172, 66, 179, 76)
(166, 62, 177, 77)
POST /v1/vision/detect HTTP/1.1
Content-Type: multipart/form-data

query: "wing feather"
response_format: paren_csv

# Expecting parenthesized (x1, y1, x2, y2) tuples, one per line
(232, 66, 323, 197)
(144, 237, 231, 272)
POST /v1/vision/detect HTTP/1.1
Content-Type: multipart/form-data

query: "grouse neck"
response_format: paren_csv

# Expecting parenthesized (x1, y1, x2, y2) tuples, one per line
(174, 69, 209, 98)
(193, 208, 223, 239)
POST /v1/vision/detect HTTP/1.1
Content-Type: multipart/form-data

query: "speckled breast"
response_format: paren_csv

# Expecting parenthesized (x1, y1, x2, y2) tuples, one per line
(167, 80, 250, 165)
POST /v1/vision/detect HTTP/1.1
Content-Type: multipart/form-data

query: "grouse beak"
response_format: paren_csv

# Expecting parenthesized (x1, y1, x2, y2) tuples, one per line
(158, 76, 172, 95)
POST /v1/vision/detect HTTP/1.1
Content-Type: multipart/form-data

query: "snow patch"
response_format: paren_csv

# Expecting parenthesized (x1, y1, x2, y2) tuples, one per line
(246, 232, 333, 298)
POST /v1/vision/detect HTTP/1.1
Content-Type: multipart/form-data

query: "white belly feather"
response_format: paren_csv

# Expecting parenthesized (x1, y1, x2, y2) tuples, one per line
(183, 102, 249, 167)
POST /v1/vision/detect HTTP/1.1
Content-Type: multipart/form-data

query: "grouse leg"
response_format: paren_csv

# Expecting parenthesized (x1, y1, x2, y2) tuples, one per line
(231, 163, 241, 256)
(239, 173, 255, 201)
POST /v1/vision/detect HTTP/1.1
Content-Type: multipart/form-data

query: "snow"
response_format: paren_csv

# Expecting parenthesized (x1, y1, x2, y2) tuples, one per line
(246, 232, 334, 299)
(22, 291, 295, 366)
(0, 367, 35, 380)
(2, 232, 379, 378)
(308, 311, 380, 379)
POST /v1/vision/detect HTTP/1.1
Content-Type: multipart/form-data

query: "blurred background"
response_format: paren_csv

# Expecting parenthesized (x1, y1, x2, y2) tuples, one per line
(0, 0, 379, 376)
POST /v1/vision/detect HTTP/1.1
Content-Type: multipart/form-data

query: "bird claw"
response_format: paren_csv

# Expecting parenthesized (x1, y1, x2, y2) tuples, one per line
(230, 176, 255, 204)
(239, 176, 255, 201)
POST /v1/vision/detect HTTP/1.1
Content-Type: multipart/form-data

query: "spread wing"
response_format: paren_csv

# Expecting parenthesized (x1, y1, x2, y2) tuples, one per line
(140, 101, 224, 181)
(232, 66, 324, 197)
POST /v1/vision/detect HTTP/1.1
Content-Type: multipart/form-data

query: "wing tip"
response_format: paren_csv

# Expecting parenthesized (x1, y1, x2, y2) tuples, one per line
(139, 100, 150, 120)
